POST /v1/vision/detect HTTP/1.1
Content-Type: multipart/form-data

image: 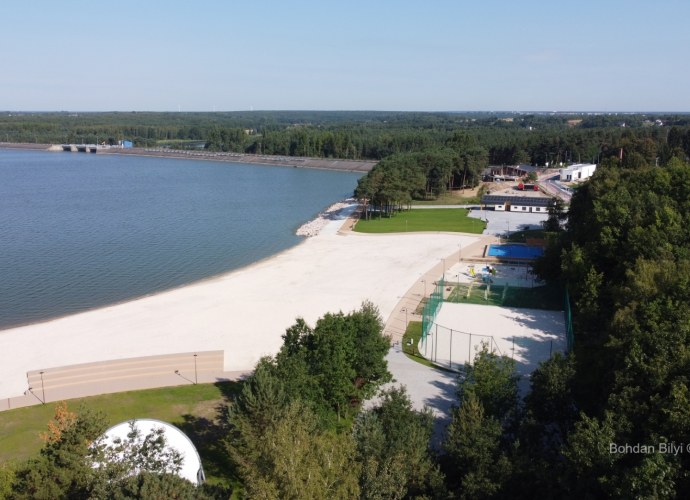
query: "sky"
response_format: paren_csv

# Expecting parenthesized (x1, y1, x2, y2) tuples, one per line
(1, 0, 689, 112)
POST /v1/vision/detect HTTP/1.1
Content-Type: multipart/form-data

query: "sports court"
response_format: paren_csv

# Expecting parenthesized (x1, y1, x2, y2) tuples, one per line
(421, 302, 566, 377)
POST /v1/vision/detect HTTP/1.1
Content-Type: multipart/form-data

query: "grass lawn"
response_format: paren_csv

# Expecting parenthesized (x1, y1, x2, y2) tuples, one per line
(354, 208, 485, 234)
(411, 193, 480, 205)
(401, 321, 455, 372)
(0, 382, 242, 487)
(506, 229, 546, 243)
(447, 282, 564, 310)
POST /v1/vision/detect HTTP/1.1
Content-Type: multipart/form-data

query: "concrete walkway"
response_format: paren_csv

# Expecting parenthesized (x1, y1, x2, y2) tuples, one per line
(383, 232, 498, 342)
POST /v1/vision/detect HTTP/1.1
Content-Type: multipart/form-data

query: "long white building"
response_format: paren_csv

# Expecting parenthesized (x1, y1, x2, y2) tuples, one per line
(560, 163, 597, 182)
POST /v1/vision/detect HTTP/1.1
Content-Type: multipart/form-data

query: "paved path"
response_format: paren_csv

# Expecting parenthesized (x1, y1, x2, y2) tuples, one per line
(375, 344, 458, 446)
(383, 232, 497, 342)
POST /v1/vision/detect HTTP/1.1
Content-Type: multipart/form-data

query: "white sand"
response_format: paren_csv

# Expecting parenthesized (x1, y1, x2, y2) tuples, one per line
(424, 302, 566, 376)
(0, 211, 479, 400)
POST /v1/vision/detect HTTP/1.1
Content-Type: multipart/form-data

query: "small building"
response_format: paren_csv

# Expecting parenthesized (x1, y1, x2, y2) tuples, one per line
(481, 194, 555, 213)
(559, 163, 596, 182)
(119, 140, 134, 148)
(487, 164, 539, 180)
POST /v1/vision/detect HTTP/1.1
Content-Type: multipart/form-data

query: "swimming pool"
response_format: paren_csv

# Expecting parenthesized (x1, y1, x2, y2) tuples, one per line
(487, 244, 544, 259)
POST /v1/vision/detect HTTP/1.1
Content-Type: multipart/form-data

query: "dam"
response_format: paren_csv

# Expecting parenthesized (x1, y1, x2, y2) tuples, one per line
(60, 144, 100, 153)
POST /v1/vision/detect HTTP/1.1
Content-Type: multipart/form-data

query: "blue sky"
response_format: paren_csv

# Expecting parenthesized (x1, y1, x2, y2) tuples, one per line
(2, 0, 688, 112)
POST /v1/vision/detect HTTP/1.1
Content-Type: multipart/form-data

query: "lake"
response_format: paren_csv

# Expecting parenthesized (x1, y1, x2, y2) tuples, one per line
(0, 149, 361, 329)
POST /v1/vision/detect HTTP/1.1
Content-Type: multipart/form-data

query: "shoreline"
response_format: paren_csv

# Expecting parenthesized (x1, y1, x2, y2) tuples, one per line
(0, 209, 481, 401)
(0, 143, 377, 173)
(0, 200, 357, 333)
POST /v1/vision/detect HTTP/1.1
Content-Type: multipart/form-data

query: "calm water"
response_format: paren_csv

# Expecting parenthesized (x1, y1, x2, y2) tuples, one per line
(0, 150, 361, 329)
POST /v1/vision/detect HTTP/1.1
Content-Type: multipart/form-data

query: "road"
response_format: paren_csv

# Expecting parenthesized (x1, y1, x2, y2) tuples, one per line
(538, 173, 572, 203)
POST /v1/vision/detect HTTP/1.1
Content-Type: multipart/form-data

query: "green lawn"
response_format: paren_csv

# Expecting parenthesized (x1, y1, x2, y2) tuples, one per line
(0, 382, 241, 487)
(411, 193, 480, 205)
(506, 229, 546, 243)
(354, 208, 485, 234)
(401, 321, 455, 372)
(447, 282, 564, 310)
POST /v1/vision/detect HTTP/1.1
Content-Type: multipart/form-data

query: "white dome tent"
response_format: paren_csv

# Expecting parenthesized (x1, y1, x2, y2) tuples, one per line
(96, 418, 205, 486)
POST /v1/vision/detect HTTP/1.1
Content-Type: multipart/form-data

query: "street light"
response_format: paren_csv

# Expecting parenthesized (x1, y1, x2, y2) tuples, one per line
(421, 279, 427, 297)
(458, 243, 462, 262)
(39, 371, 46, 404)
(401, 307, 408, 328)
(194, 354, 198, 384)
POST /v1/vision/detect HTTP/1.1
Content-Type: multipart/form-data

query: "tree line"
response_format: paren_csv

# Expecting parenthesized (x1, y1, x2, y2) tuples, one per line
(530, 155, 690, 497)
(2, 112, 690, 167)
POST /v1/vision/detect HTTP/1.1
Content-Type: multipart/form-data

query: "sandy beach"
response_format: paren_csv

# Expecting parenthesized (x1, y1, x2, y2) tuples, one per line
(0, 206, 479, 402)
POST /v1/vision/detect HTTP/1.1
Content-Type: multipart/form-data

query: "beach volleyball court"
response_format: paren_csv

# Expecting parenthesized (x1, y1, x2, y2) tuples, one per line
(421, 302, 566, 376)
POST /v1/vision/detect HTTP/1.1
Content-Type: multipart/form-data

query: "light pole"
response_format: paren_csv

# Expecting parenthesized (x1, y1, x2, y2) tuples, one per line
(194, 354, 198, 384)
(40, 371, 46, 404)
(458, 243, 462, 262)
(401, 307, 408, 329)
(421, 279, 427, 297)
(441, 258, 446, 279)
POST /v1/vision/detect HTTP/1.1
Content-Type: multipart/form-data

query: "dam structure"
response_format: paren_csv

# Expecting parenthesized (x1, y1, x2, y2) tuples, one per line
(60, 144, 102, 153)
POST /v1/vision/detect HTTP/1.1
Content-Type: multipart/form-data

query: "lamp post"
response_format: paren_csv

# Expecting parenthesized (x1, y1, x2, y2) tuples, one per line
(421, 279, 427, 297)
(194, 354, 198, 384)
(458, 243, 462, 262)
(441, 258, 446, 279)
(40, 371, 46, 404)
(401, 307, 408, 328)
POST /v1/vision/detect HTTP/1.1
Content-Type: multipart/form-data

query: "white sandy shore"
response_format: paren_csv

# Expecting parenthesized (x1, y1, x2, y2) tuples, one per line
(0, 207, 479, 400)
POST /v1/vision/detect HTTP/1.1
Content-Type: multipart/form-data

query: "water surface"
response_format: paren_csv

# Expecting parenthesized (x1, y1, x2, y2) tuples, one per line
(0, 150, 360, 329)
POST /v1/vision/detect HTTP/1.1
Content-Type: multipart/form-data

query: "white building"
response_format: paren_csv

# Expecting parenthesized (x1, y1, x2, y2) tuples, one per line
(559, 163, 597, 182)
(481, 194, 555, 213)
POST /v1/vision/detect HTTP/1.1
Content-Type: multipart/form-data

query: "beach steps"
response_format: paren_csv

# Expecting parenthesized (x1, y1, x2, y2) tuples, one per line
(0, 351, 246, 412)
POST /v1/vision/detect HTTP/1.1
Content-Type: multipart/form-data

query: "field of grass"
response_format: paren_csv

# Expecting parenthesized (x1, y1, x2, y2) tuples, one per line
(0, 382, 242, 487)
(447, 282, 564, 310)
(354, 208, 485, 234)
(401, 321, 456, 371)
(411, 193, 479, 205)
(506, 229, 546, 243)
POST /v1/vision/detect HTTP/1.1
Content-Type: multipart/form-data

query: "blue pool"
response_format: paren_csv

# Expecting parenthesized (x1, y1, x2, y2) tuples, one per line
(487, 244, 544, 259)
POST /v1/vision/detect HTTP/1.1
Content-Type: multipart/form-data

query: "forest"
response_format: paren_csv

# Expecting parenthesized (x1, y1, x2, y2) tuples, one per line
(3, 111, 690, 497)
(2, 111, 690, 168)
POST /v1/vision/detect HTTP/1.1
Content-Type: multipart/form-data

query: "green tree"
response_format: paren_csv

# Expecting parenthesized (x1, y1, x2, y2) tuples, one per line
(457, 343, 519, 425)
(443, 392, 510, 499)
(11, 404, 108, 499)
(102, 471, 211, 500)
(229, 400, 360, 499)
(10, 404, 202, 500)
(89, 421, 185, 496)
(354, 386, 445, 499)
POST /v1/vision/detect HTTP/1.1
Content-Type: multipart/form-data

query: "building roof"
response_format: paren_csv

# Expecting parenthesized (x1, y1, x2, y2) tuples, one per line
(488, 164, 539, 174)
(560, 163, 596, 173)
(481, 194, 555, 207)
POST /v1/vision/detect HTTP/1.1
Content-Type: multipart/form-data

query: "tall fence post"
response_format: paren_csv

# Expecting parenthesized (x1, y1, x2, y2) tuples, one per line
(434, 324, 438, 363)
(449, 328, 453, 369)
